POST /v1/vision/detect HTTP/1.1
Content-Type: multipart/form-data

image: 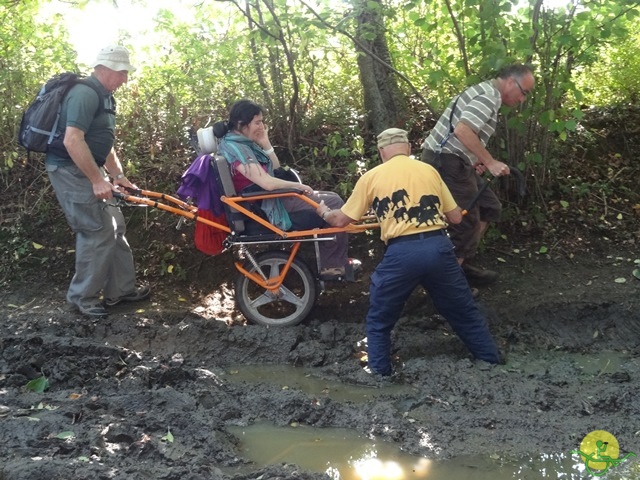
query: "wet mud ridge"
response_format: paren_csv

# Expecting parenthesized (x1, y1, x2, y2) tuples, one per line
(1, 250, 639, 479)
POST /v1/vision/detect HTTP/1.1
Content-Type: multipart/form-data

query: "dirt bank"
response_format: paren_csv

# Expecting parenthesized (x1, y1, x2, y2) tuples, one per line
(1, 240, 639, 479)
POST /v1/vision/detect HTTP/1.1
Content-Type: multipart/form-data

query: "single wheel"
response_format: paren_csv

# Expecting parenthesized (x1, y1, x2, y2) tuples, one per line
(235, 251, 317, 326)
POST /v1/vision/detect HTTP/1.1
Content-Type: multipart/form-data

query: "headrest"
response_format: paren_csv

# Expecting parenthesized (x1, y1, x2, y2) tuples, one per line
(197, 126, 218, 154)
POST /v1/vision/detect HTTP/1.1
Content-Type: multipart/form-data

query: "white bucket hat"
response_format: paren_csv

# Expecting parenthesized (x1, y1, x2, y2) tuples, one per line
(92, 45, 136, 73)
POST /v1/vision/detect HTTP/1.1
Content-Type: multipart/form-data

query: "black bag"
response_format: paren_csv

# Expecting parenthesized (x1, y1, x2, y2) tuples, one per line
(18, 72, 108, 153)
(273, 166, 302, 183)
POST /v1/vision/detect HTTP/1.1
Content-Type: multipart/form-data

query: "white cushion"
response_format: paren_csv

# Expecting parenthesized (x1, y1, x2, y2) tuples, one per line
(197, 126, 218, 154)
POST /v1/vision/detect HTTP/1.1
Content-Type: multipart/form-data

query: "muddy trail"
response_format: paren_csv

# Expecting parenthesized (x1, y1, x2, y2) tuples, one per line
(1, 242, 639, 479)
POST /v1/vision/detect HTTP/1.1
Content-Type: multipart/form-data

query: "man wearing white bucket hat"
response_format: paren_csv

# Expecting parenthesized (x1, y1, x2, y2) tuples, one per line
(45, 45, 149, 318)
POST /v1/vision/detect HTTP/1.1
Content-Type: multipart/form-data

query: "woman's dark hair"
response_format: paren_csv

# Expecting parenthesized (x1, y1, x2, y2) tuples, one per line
(213, 99, 264, 138)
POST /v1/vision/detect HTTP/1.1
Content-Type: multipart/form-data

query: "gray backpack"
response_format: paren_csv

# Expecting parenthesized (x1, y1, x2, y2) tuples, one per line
(18, 72, 111, 153)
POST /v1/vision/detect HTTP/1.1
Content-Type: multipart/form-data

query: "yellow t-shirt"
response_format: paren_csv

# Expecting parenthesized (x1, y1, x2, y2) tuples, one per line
(342, 155, 458, 244)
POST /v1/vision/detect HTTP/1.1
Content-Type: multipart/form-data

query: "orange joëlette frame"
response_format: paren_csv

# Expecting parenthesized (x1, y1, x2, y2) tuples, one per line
(116, 189, 232, 233)
(116, 188, 379, 293)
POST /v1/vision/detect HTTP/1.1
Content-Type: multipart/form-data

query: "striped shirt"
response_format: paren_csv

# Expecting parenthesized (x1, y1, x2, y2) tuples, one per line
(421, 80, 501, 165)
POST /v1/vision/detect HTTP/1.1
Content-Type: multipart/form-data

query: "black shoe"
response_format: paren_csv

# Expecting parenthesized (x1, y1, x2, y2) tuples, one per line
(363, 366, 402, 384)
(462, 263, 498, 285)
(105, 285, 151, 307)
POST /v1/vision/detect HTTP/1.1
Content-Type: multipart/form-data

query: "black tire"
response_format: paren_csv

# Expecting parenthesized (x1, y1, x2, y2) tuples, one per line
(234, 251, 317, 327)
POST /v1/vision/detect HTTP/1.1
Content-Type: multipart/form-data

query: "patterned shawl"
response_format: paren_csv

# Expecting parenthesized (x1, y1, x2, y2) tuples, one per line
(218, 132, 292, 231)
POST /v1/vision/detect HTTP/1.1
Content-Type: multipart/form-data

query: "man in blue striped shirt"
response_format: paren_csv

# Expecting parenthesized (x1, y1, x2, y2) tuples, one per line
(420, 64, 535, 288)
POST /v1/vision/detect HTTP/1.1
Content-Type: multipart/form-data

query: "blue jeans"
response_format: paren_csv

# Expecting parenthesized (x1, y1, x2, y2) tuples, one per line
(366, 232, 500, 375)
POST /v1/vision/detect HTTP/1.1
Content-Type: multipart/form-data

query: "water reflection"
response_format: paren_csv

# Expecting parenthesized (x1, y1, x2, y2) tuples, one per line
(226, 423, 639, 479)
(226, 423, 433, 479)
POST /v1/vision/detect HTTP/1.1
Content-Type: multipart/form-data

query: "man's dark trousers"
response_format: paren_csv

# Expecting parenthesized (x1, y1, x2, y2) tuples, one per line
(366, 232, 501, 375)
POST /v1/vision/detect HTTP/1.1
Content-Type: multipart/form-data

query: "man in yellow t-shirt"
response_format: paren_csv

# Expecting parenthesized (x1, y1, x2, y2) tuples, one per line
(317, 128, 501, 376)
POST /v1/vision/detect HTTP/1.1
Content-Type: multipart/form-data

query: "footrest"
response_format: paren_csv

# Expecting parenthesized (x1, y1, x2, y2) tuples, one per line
(229, 233, 286, 243)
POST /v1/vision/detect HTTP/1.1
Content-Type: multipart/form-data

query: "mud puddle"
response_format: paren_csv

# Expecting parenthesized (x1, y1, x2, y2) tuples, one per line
(223, 364, 416, 402)
(506, 350, 630, 376)
(226, 422, 634, 479)
(222, 357, 636, 479)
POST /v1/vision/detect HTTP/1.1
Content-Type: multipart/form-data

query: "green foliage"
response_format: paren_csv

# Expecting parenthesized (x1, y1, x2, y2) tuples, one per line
(0, 221, 54, 281)
(25, 375, 49, 393)
(574, 26, 640, 105)
(0, 2, 79, 172)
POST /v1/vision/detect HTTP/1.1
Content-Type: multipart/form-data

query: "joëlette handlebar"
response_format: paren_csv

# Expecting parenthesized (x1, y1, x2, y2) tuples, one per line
(460, 165, 526, 216)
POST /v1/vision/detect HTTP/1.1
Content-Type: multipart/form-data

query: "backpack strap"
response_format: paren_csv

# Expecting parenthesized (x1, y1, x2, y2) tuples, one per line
(77, 79, 116, 117)
(435, 95, 460, 153)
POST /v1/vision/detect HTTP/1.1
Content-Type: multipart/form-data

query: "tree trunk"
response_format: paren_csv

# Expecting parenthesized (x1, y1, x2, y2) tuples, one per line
(354, 0, 407, 134)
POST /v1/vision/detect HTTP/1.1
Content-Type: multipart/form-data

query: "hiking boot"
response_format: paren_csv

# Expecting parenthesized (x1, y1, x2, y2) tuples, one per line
(105, 285, 151, 307)
(77, 301, 108, 318)
(462, 263, 498, 285)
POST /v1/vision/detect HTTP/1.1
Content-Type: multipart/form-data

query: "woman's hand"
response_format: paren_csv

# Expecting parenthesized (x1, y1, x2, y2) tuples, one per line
(254, 124, 272, 151)
(298, 183, 314, 196)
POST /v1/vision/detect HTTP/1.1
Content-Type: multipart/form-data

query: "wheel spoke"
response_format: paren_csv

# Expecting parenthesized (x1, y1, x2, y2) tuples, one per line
(266, 263, 281, 279)
(277, 286, 305, 307)
(249, 292, 277, 309)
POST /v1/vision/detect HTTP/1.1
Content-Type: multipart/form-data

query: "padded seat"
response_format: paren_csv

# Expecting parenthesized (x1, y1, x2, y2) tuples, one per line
(211, 155, 278, 237)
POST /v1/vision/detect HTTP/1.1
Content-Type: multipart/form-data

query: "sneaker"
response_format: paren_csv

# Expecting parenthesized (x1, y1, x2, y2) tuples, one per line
(462, 263, 498, 285)
(105, 285, 151, 307)
(77, 301, 108, 318)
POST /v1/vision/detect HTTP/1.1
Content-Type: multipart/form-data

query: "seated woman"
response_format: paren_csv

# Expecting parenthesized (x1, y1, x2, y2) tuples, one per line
(215, 99, 357, 280)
